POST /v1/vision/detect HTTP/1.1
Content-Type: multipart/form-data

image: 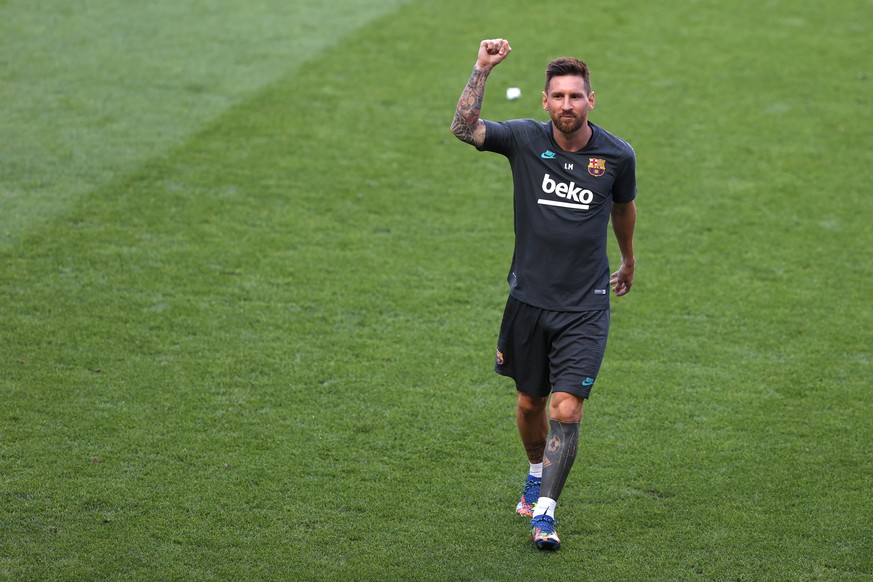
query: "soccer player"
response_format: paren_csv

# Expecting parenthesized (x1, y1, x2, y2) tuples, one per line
(450, 39, 637, 551)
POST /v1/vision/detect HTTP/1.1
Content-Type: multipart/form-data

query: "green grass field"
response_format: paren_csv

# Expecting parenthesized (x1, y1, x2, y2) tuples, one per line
(2, 0, 871, 579)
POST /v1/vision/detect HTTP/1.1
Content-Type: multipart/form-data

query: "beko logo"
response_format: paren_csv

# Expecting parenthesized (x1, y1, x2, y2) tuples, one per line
(538, 174, 594, 210)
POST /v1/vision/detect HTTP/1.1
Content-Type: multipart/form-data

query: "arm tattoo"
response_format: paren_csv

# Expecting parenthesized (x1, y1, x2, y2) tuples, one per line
(451, 67, 488, 145)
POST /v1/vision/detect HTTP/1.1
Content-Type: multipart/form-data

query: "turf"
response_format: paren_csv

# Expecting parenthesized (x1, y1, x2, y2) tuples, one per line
(2, 0, 872, 580)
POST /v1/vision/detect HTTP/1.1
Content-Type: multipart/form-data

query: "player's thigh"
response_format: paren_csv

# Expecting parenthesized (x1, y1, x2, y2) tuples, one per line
(549, 309, 610, 398)
(495, 296, 551, 397)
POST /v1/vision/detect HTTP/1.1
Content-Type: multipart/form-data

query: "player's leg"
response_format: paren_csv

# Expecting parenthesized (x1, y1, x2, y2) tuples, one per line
(535, 393, 584, 512)
(530, 394, 583, 550)
(494, 296, 551, 517)
(530, 309, 608, 550)
(515, 391, 548, 516)
(545, 394, 584, 506)
(517, 391, 548, 464)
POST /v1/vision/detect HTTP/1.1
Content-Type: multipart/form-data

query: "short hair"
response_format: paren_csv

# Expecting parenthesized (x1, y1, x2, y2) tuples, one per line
(545, 57, 591, 94)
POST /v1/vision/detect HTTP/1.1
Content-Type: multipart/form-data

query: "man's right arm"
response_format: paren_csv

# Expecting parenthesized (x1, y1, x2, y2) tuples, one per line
(450, 39, 511, 149)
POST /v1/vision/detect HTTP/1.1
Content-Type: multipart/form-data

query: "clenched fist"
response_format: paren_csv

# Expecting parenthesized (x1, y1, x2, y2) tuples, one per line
(477, 38, 511, 71)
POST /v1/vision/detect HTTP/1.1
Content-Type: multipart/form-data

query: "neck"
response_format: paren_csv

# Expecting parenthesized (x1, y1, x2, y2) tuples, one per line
(552, 122, 592, 152)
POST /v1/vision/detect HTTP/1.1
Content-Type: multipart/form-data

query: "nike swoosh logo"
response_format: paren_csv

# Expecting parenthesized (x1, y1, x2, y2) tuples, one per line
(540, 150, 556, 159)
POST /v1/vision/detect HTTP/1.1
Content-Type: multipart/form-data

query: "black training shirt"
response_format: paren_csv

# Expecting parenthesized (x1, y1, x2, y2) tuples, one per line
(481, 119, 636, 311)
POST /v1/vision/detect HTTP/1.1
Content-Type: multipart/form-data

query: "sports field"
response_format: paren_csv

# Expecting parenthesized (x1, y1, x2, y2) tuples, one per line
(1, 0, 871, 579)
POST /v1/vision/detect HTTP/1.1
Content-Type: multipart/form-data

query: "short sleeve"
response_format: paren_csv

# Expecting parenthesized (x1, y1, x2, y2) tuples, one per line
(480, 120, 515, 155)
(612, 145, 637, 203)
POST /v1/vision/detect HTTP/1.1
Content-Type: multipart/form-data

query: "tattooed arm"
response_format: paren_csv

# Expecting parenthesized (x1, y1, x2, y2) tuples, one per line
(451, 39, 512, 148)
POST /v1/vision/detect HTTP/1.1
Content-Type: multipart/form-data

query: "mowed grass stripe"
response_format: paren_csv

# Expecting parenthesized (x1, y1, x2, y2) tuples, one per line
(0, 0, 411, 249)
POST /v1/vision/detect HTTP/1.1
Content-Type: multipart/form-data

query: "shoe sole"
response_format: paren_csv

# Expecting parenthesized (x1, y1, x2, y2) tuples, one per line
(535, 538, 561, 551)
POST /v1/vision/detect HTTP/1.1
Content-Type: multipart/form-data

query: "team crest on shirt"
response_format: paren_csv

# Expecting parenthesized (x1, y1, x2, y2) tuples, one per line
(588, 157, 606, 177)
(496, 350, 505, 366)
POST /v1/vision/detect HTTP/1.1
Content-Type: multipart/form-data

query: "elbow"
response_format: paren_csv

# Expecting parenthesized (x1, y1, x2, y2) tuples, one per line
(450, 120, 477, 146)
(450, 120, 460, 139)
(450, 118, 466, 141)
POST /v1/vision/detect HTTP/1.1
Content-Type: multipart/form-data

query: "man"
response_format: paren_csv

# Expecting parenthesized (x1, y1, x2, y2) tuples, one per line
(450, 39, 637, 551)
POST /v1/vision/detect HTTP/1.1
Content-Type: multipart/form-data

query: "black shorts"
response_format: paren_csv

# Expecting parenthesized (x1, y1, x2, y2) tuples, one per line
(494, 296, 609, 399)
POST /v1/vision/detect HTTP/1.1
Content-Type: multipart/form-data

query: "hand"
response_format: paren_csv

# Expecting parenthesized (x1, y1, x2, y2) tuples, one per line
(476, 39, 511, 71)
(610, 262, 635, 297)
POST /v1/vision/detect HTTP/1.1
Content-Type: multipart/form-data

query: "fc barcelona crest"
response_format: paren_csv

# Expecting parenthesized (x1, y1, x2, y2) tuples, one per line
(588, 157, 606, 177)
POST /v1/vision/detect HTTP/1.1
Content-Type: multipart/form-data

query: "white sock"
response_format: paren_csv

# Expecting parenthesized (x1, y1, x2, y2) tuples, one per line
(532, 497, 556, 518)
(529, 462, 543, 478)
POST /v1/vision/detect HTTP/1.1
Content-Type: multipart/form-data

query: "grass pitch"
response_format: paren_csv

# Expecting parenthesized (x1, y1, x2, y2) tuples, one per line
(2, 0, 871, 580)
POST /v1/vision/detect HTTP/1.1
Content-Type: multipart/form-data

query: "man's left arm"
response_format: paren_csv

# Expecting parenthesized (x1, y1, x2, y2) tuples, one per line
(610, 201, 636, 296)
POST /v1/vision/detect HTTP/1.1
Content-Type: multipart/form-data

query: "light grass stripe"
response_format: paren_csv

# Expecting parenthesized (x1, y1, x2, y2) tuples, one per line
(0, 0, 410, 248)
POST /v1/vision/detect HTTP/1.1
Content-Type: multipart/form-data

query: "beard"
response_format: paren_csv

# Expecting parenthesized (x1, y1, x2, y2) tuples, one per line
(552, 112, 584, 134)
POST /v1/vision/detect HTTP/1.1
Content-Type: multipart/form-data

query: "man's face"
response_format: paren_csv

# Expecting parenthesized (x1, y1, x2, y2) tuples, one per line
(542, 75, 595, 135)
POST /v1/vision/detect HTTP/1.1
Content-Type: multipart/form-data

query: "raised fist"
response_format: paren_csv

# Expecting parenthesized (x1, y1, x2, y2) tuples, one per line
(476, 38, 512, 70)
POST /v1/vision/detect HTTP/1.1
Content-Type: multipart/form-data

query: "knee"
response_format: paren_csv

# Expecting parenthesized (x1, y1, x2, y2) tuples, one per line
(517, 392, 548, 417)
(549, 393, 584, 423)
